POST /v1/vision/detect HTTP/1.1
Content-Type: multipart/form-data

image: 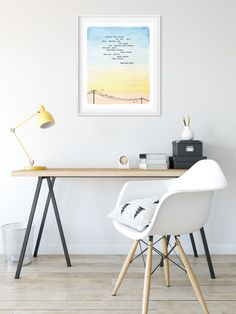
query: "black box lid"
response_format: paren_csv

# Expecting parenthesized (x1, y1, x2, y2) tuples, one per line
(172, 140, 203, 144)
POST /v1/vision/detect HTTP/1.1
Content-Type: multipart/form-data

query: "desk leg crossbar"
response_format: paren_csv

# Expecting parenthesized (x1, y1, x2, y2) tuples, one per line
(15, 177, 71, 279)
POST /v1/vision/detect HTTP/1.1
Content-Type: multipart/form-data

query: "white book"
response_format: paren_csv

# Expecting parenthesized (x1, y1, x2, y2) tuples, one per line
(139, 163, 147, 169)
(139, 163, 168, 170)
(139, 159, 147, 163)
(146, 153, 166, 160)
(147, 164, 168, 169)
(146, 160, 167, 165)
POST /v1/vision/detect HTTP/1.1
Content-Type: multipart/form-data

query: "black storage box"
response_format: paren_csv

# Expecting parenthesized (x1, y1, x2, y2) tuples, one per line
(169, 156, 207, 169)
(172, 140, 203, 157)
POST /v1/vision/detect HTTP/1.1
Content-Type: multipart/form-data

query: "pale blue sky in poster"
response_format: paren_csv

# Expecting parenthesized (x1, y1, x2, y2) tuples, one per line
(87, 27, 150, 66)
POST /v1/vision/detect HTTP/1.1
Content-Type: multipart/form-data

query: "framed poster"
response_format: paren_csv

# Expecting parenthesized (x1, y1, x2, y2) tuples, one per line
(78, 16, 161, 116)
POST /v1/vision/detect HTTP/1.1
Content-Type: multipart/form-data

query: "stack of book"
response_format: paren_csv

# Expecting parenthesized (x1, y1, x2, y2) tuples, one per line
(139, 153, 168, 170)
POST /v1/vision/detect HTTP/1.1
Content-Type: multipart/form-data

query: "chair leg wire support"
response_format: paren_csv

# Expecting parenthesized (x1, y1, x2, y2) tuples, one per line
(113, 236, 209, 314)
(131, 237, 187, 275)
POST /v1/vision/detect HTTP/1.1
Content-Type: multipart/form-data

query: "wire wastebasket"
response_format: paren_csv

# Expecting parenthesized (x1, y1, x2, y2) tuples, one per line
(1, 223, 34, 266)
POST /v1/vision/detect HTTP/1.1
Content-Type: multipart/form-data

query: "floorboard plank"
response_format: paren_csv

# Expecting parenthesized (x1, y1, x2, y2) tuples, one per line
(0, 254, 234, 313)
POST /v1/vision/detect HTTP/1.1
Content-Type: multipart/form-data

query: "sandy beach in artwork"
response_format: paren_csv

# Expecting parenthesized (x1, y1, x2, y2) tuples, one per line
(87, 26, 150, 105)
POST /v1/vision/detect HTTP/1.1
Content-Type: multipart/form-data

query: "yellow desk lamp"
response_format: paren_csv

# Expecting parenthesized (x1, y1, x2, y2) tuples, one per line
(11, 105, 55, 170)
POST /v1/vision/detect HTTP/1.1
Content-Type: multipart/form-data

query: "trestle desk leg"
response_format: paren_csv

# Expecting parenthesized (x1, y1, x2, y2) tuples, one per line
(15, 177, 43, 279)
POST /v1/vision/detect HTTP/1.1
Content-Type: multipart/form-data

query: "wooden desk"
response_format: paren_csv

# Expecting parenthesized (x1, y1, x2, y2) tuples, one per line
(12, 168, 185, 178)
(12, 168, 186, 279)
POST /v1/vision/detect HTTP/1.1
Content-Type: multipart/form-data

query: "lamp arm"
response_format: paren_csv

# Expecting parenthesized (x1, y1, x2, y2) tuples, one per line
(11, 130, 34, 165)
(14, 112, 38, 130)
(10, 112, 38, 166)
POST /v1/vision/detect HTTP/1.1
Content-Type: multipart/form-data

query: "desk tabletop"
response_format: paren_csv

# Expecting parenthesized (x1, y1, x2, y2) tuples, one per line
(11, 168, 186, 178)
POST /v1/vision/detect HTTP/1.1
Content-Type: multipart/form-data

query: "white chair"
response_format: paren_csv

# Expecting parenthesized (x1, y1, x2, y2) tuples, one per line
(111, 160, 227, 314)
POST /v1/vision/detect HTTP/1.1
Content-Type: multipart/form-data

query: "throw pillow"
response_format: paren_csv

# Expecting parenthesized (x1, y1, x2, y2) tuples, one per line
(108, 196, 159, 232)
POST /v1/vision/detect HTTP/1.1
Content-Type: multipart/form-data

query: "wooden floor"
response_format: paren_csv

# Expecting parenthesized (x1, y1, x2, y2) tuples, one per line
(0, 254, 236, 314)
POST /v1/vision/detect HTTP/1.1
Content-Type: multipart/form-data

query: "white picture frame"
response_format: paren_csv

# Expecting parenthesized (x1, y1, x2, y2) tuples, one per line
(78, 15, 161, 116)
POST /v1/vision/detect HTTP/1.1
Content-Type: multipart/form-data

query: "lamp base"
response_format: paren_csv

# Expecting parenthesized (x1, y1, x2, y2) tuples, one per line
(24, 165, 46, 170)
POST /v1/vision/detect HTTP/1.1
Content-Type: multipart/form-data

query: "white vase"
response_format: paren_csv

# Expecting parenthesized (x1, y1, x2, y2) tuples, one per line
(181, 126, 194, 140)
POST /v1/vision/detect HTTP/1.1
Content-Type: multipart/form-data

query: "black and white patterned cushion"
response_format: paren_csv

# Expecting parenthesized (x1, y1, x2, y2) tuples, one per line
(108, 197, 159, 232)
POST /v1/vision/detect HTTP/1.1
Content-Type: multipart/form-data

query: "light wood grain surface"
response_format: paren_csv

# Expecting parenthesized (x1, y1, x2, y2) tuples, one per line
(0, 254, 235, 313)
(11, 168, 186, 178)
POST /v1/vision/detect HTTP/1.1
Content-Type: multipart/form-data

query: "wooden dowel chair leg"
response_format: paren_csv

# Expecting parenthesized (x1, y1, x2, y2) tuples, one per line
(162, 236, 170, 287)
(112, 240, 139, 296)
(142, 236, 153, 314)
(176, 237, 209, 314)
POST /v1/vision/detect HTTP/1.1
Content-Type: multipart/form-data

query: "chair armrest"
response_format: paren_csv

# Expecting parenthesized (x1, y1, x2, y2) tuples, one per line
(115, 179, 175, 207)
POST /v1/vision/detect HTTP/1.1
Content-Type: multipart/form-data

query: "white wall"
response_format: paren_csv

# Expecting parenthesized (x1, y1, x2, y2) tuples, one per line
(0, 0, 236, 255)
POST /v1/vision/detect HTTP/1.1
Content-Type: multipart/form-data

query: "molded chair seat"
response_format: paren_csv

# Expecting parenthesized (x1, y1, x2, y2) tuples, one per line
(111, 160, 227, 314)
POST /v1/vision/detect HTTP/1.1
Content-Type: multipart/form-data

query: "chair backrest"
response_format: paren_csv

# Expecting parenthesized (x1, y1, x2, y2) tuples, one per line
(169, 159, 228, 191)
(148, 160, 227, 236)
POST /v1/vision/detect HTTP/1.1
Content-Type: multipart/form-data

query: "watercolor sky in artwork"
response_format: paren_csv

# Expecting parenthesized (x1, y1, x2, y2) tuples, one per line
(87, 27, 150, 104)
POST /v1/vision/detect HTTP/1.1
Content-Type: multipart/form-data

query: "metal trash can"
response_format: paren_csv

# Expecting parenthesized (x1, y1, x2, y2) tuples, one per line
(1, 223, 34, 266)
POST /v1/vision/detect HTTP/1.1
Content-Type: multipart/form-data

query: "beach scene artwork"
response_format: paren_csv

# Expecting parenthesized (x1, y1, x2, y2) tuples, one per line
(87, 26, 150, 105)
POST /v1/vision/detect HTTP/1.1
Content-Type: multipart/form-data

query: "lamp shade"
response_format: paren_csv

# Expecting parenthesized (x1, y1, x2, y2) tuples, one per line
(38, 105, 55, 128)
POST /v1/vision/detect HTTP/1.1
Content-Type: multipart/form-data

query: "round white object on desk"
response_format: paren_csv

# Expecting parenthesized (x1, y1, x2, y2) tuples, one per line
(118, 155, 130, 169)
